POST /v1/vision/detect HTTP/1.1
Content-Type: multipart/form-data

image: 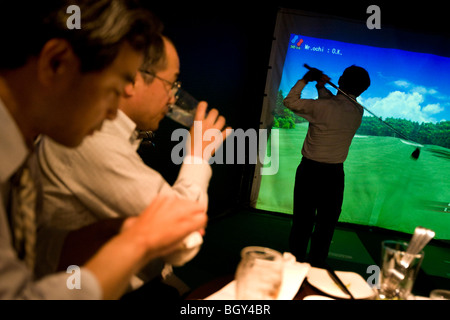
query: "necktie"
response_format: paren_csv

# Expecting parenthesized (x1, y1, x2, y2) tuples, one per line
(10, 159, 37, 270)
(136, 130, 156, 147)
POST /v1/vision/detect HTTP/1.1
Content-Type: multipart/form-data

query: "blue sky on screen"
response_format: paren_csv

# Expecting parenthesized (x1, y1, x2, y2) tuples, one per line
(279, 34, 450, 123)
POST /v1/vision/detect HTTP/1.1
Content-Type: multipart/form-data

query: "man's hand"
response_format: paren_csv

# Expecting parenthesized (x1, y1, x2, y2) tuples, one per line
(188, 101, 232, 161)
(125, 195, 207, 256)
(302, 67, 323, 83)
(316, 74, 331, 89)
(83, 195, 208, 299)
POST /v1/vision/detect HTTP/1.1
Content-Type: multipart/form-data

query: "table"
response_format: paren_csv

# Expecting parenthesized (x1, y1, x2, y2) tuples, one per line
(185, 274, 337, 300)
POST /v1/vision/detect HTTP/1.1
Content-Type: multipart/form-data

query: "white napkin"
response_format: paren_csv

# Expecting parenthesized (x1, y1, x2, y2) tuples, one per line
(163, 231, 203, 266)
(205, 252, 311, 300)
(278, 253, 310, 300)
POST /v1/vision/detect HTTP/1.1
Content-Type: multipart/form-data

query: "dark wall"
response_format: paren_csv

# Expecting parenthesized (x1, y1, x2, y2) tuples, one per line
(139, 3, 277, 217)
(139, 2, 448, 217)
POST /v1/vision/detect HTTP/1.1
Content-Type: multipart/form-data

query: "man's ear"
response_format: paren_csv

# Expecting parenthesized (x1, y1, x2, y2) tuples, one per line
(124, 71, 145, 97)
(37, 39, 79, 86)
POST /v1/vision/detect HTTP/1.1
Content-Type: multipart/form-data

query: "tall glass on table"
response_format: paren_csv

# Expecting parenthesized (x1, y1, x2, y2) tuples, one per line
(235, 246, 284, 300)
(377, 240, 424, 300)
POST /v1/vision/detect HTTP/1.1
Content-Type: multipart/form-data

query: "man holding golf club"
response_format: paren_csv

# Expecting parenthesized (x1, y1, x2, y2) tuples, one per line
(283, 65, 371, 267)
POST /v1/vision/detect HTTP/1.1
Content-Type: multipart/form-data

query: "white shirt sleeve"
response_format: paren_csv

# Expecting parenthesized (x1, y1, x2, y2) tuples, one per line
(283, 79, 316, 122)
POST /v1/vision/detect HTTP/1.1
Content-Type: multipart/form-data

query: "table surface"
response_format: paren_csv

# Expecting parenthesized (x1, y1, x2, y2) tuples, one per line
(185, 274, 342, 300)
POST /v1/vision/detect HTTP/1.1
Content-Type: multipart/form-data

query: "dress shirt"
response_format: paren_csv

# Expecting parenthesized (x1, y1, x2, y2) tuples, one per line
(36, 110, 212, 274)
(284, 80, 363, 164)
(0, 98, 101, 299)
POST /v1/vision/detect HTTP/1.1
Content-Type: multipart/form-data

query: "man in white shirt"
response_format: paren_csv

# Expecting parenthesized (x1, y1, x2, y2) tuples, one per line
(36, 35, 230, 295)
(283, 66, 370, 267)
(0, 1, 207, 300)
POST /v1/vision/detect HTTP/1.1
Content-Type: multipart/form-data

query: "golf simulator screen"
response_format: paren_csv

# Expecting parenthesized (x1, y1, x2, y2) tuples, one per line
(253, 9, 450, 240)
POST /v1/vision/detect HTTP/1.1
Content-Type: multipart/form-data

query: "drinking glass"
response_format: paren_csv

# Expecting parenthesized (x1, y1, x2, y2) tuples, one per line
(377, 240, 424, 300)
(235, 246, 284, 300)
(166, 88, 199, 128)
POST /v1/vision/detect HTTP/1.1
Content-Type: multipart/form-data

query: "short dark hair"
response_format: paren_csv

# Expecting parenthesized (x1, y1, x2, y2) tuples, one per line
(139, 36, 176, 85)
(339, 65, 371, 97)
(139, 35, 166, 84)
(0, 0, 162, 72)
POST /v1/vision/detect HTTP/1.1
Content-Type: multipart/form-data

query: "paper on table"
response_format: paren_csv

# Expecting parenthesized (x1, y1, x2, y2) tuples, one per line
(306, 267, 375, 299)
(205, 257, 311, 300)
(278, 260, 311, 300)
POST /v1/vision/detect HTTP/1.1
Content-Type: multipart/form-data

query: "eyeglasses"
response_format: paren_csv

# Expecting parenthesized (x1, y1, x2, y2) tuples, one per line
(139, 69, 181, 98)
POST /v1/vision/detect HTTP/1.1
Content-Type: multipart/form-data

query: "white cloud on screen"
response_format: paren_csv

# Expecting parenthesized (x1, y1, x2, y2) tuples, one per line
(358, 80, 446, 123)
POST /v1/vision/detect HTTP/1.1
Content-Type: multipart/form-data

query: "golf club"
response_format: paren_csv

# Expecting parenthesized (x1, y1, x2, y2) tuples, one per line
(304, 64, 421, 159)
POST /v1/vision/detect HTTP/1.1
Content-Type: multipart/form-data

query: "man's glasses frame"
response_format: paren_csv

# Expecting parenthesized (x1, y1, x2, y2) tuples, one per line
(139, 69, 181, 98)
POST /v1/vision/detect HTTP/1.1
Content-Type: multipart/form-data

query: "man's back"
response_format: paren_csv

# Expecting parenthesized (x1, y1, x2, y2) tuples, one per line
(284, 83, 363, 163)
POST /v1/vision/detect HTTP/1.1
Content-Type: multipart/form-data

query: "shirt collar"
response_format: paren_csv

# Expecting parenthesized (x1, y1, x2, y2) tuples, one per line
(102, 109, 142, 149)
(336, 93, 363, 114)
(0, 97, 29, 183)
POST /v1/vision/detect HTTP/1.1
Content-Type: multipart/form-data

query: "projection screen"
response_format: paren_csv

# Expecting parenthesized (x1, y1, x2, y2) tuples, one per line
(251, 8, 450, 240)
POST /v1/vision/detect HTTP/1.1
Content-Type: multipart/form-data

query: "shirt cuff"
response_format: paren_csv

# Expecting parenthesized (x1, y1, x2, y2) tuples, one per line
(179, 156, 212, 191)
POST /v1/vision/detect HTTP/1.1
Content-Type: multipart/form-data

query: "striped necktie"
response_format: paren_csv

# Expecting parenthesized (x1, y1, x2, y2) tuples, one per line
(10, 160, 37, 270)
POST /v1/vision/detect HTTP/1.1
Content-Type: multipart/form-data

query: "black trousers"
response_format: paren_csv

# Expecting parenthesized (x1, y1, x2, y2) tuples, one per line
(289, 157, 344, 267)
